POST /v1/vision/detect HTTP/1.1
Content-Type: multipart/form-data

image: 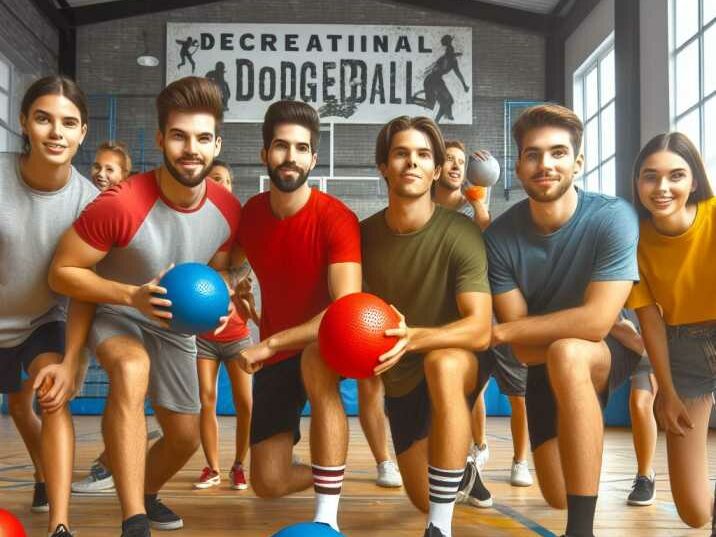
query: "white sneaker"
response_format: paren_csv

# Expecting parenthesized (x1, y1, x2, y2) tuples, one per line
(510, 459, 533, 487)
(471, 443, 490, 472)
(71, 460, 115, 493)
(376, 460, 403, 488)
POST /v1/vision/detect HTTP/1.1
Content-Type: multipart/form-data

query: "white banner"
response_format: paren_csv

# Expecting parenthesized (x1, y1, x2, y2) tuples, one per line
(166, 23, 473, 124)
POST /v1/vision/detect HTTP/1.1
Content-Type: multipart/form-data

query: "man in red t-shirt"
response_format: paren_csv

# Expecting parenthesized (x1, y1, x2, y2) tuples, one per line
(235, 101, 360, 532)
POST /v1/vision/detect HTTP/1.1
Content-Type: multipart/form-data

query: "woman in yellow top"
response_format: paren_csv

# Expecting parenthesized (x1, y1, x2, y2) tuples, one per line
(627, 132, 716, 530)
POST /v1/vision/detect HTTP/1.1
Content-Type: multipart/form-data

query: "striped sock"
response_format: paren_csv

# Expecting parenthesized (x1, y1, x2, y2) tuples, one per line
(312, 464, 345, 531)
(427, 466, 464, 537)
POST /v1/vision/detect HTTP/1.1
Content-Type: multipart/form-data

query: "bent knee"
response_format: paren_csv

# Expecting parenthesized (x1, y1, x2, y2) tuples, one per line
(677, 507, 711, 529)
(251, 473, 286, 499)
(545, 494, 567, 510)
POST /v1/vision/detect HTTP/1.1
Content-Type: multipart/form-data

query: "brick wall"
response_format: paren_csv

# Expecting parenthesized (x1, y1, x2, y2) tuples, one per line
(76, 0, 542, 217)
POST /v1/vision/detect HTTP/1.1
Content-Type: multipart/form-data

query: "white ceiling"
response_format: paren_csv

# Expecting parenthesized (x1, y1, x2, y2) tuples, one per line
(60, 0, 563, 15)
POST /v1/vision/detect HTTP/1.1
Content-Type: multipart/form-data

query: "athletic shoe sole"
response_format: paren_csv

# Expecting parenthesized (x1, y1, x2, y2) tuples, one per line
(467, 495, 494, 508)
(510, 477, 533, 487)
(192, 477, 220, 489)
(627, 494, 655, 506)
(230, 483, 249, 490)
(30, 504, 49, 513)
(149, 519, 184, 530)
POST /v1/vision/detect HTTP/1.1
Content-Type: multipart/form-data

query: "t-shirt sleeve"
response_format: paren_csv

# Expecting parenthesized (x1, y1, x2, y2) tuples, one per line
(452, 218, 490, 294)
(592, 201, 640, 282)
(73, 189, 133, 251)
(326, 205, 362, 264)
(214, 194, 241, 253)
(484, 225, 518, 295)
(626, 267, 655, 310)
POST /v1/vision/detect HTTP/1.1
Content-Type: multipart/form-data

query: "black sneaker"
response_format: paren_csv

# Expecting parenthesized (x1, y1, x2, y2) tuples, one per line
(467, 465, 493, 508)
(423, 523, 447, 537)
(121, 514, 151, 537)
(31, 481, 49, 513)
(627, 473, 655, 506)
(50, 524, 74, 537)
(145, 496, 183, 530)
(455, 459, 476, 504)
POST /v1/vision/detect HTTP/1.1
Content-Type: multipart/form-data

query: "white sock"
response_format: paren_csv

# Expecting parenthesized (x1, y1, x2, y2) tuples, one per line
(312, 464, 345, 531)
(427, 465, 464, 537)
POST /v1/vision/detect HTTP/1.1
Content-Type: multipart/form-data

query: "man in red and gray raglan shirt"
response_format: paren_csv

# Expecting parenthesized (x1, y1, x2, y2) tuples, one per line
(49, 77, 239, 537)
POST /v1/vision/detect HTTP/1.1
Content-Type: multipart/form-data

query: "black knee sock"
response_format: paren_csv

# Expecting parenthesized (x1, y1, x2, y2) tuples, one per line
(144, 493, 157, 505)
(712, 481, 716, 533)
(566, 494, 597, 537)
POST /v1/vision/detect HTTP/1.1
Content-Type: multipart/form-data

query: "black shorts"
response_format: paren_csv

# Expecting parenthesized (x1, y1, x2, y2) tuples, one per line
(0, 321, 65, 394)
(526, 335, 640, 451)
(385, 360, 480, 456)
(477, 345, 528, 397)
(250, 355, 306, 446)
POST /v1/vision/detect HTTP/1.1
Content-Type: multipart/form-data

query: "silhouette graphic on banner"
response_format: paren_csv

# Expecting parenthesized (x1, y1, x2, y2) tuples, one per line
(206, 61, 231, 110)
(176, 36, 199, 73)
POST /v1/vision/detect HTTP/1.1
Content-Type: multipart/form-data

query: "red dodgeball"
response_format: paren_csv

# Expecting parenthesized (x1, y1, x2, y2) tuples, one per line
(0, 509, 27, 537)
(318, 293, 401, 379)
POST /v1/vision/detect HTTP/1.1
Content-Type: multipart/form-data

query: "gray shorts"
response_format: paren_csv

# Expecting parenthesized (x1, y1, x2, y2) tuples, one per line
(630, 355, 654, 393)
(666, 323, 716, 400)
(477, 344, 527, 396)
(88, 308, 200, 414)
(196, 335, 252, 361)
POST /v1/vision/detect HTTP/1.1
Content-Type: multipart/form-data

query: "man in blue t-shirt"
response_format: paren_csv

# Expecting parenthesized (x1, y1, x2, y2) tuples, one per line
(484, 104, 640, 537)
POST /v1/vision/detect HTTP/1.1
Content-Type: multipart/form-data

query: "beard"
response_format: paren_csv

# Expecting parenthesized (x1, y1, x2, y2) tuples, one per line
(164, 153, 213, 188)
(268, 161, 310, 193)
(523, 173, 574, 203)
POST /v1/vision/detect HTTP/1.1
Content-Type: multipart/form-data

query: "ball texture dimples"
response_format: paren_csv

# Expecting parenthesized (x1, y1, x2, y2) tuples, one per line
(467, 154, 500, 187)
(318, 292, 400, 379)
(159, 263, 229, 334)
(272, 522, 345, 537)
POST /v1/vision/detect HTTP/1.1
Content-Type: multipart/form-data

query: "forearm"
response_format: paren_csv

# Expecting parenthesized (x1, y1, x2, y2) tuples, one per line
(63, 300, 96, 368)
(406, 316, 490, 354)
(265, 310, 326, 353)
(510, 343, 549, 365)
(494, 306, 611, 347)
(50, 266, 135, 306)
(637, 307, 677, 395)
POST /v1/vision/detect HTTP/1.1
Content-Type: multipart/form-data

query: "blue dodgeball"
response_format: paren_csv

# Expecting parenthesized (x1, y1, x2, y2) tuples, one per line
(159, 262, 229, 334)
(271, 522, 345, 537)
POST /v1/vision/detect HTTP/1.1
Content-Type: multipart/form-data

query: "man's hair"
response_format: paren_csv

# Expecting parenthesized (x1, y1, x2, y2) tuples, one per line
(375, 116, 446, 169)
(262, 100, 320, 153)
(512, 103, 583, 156)
(96, 141, 132, 175)
(445, 140, 466, 153)
(632, 132, 714, 219)
(21, 75, 88, 154)
(156, 76, 224, 133)
(210, 159, 234, 181)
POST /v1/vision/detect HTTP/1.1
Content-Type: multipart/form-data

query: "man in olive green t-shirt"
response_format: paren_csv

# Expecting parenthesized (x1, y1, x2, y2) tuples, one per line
(361, 115, 493, 537)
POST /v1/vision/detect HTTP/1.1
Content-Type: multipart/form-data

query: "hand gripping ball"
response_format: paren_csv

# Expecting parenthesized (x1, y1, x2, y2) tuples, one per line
(0, 509, 27, 537)
(318, 293, 401, 379)
(467, 153, 500, 187)
(271, 522, 345, 537)
(158, 262, 229, 334)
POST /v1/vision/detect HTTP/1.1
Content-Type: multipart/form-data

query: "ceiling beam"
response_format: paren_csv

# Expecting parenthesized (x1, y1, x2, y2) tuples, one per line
(387, 0, 555, 34)
(29, 0, 70, 31)
(69, 0, 225, 26)
(554, 0, 603, 39)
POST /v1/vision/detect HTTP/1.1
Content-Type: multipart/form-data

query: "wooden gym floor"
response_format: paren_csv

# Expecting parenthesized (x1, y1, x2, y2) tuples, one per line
(1, 415, 714, 536)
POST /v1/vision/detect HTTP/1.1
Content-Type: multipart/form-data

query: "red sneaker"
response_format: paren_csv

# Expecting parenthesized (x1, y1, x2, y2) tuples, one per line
(229, 463, 248, 490)
(193, 467, 220, 489)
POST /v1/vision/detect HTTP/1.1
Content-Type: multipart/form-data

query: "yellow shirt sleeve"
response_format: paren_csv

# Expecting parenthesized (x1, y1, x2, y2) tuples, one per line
(626, 268, 655, 310)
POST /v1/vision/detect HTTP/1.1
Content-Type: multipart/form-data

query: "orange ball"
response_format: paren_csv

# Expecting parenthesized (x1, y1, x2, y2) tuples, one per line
(0, 509, 27, 537)
(465, 185, 487, 202)
(318, 293, 400, 379)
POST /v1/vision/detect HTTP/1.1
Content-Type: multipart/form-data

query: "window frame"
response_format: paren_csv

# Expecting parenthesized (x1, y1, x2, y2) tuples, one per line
(573, 33, 616, 195)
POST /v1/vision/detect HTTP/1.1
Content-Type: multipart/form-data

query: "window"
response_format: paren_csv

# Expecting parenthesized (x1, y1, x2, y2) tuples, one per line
(670, 0, 716, 184)
(573, 35, 616, 195)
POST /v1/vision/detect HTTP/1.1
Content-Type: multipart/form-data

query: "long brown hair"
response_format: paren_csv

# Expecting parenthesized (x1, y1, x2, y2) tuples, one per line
(632, 132, 714, 219)
(20, 76, 88, 154)
(375, 115, 446, 169)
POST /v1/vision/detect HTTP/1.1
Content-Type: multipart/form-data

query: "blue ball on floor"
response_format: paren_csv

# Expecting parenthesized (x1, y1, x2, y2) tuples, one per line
(271, 522, 345, 536)
(158, 262, 229, 334)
